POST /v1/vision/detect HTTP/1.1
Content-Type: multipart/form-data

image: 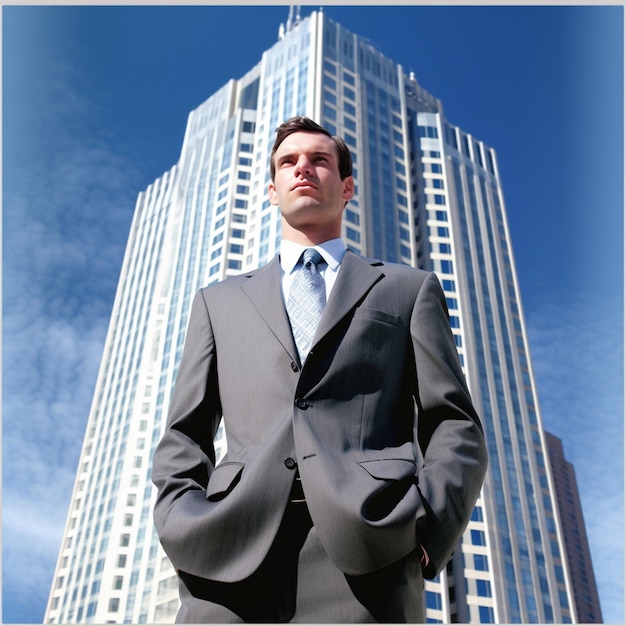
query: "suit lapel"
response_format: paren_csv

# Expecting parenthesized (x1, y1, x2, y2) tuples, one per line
(240, 251, 384, 362)
(313, 249, 383, 346)
(240, 256, 299, 360)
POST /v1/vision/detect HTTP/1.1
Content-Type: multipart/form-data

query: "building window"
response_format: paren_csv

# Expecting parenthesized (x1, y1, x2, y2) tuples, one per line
(344, 133, 357, 148)
(426, 591, 442, 610)
(86, 602, 97, 619)
(440, 260, 454, 274)
(471, 506, 484, 522)
(346, 227, 361, 243)
(476, 580, 492, 597)
(471, 529, 486, 546)
(473, 553, 489, 572)
(479, 606, 494, 623)
(419, 125, 439, 139)
(345, 209, 359, 225)
(323, 104, 337, 121)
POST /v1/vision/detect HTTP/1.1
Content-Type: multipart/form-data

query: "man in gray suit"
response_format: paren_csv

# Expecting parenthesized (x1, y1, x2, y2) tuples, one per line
(152, 116, 488, 623)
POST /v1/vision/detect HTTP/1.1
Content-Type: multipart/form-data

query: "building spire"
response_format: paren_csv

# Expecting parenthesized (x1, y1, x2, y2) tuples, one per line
(279, 5, 301, 39)
(287, 5, 301, 31)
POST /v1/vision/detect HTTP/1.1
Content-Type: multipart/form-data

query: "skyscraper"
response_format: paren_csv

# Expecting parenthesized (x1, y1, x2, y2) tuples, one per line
(45, 8, 577, 623)
(545, 432, 603, 623)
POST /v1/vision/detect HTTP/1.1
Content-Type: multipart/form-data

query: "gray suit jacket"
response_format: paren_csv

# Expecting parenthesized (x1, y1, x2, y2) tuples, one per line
(153, 250, 487, 586)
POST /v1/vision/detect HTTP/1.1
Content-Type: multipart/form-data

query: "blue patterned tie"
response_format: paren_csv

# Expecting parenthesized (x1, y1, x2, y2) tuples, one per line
(287, 248, 326, 363)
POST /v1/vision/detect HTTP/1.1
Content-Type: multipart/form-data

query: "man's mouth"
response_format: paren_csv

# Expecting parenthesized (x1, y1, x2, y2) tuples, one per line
(293, 181, 317, 190)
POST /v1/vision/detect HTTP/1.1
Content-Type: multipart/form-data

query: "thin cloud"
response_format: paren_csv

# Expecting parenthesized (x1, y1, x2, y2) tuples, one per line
(3, 59, 146, 623)
(3, 311, 108, 621)
(525, 290, 624, 622)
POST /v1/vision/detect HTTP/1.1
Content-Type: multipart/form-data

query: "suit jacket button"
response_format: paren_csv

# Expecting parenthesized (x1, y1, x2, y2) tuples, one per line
(291, 361, 299, 372)
(295, 398, 308, 410)
(284, 457, 297, 470)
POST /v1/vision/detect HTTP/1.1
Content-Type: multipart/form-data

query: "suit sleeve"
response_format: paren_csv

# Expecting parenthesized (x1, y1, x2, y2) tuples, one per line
(411, 272, 488, 578)
(151, 288, 222, 572)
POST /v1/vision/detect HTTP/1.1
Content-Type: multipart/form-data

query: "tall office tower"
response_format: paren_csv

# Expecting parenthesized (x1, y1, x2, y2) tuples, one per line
(46, 9, 578, 624)
(544, 432, 603, 623)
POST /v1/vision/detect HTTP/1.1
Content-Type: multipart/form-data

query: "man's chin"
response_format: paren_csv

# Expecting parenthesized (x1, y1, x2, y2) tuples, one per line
(282, 200, 322, 218)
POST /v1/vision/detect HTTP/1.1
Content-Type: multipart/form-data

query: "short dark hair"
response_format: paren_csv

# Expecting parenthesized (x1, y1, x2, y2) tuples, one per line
(270, 116, 353, 182)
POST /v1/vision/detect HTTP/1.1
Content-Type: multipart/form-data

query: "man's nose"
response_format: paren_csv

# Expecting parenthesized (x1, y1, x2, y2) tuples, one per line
(294, 155, 313, 177)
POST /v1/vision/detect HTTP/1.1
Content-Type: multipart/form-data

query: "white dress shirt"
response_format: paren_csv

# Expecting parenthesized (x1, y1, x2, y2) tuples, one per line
(279, 238, 347, 305)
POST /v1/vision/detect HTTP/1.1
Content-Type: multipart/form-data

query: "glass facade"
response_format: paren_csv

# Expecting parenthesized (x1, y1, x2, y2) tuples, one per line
(45, 10, 575, 624)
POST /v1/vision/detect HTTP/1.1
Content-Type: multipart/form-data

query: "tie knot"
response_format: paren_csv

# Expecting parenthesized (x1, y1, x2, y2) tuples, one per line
(302, 248, 323, 268)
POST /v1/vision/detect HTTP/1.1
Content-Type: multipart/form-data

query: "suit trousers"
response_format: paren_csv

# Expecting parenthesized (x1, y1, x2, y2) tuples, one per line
(176, 501, 425, 623)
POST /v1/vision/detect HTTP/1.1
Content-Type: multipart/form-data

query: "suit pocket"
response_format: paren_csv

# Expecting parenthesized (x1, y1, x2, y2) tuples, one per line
(206, 462, 244, 502)
(352, 307, 400, 327)
(358, 457, 418, 522)
(358, 457, 417, 481)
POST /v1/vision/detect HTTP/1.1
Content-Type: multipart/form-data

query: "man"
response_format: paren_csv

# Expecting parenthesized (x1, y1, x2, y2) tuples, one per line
(152, 116, 488, 623)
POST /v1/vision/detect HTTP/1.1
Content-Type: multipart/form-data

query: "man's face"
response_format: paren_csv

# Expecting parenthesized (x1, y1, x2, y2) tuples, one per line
(269, 131, 354, 242)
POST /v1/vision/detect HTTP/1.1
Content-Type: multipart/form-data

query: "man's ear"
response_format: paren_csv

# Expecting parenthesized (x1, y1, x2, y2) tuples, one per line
(342, 176, 355, 202)
(268, 182, 278, 206)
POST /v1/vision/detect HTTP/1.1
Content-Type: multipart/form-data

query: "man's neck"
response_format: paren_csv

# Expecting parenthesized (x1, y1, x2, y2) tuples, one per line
(281, 226, 341, 248)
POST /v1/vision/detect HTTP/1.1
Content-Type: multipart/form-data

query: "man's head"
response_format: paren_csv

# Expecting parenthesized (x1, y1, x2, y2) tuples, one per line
(270, 116, 352, 183)
(268, 117, 355, 245)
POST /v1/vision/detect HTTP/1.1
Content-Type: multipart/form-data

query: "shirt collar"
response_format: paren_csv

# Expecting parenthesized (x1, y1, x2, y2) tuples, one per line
(280, 238, 347, 274)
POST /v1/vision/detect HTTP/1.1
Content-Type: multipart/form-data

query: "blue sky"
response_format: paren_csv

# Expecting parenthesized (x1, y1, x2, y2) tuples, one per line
(3, 4, 623, 624)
